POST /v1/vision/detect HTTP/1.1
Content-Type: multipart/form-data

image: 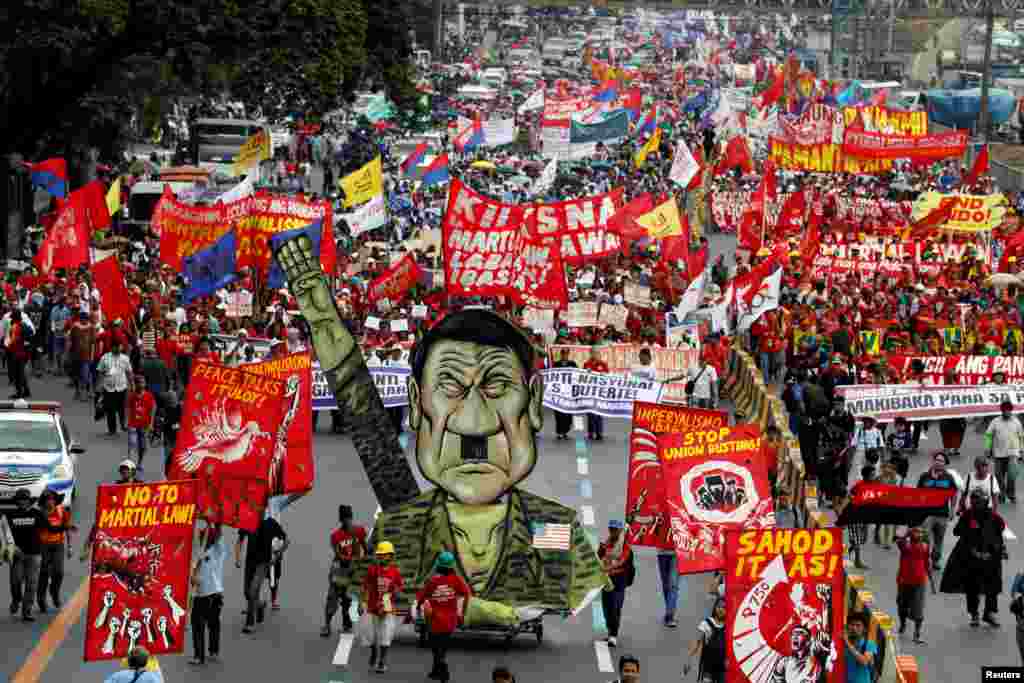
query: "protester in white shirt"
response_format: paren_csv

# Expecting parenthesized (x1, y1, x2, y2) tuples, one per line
(985, 401, 1024, 503)
(684, 358, 719, 409)
(629, 348, 658, 382)
(960, 455, 1002, 513)
(97, 339, 133, 436)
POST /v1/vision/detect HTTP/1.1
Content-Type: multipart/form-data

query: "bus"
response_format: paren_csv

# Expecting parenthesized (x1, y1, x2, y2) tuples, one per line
(190, 118, 271, 179)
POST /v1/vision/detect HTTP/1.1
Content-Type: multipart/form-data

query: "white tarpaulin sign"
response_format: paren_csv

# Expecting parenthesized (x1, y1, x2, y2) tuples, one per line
(540, 368, 663, 418)
(313, 365, 410, 410)
(225, 291, 254, 318)
(523, 307, 555, 331)
(670, 141, 700, 188)
(542, 120, 571, 158)
(567, 302, 600, 327)
(836, 383, 1024, 422)
(624, 283, 652, 307)
(533, 158, 558, 195)
(344, 193, 387, 236)
(483, 118, 517, 147)
(518, 88, 545, 114)
(599, 304, 629, 331)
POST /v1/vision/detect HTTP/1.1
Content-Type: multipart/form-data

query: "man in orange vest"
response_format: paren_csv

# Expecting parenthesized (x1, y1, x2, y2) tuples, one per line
(36, 488, 75, 612)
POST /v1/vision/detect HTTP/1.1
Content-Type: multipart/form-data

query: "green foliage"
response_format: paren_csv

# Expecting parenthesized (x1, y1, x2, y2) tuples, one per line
(363, 0, 417, 109)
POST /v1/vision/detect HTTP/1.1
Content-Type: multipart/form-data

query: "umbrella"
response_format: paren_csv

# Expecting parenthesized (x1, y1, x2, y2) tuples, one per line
(470, 161, 497, 170)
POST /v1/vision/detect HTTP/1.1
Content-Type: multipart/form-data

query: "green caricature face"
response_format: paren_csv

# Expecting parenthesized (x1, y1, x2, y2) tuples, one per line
(408, 338, 544, 505)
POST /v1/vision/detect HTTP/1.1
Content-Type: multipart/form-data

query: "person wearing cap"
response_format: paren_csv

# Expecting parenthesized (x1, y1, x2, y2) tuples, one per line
(322, 504, 369, 637)
(36, 488, 74, 613)
(361, 541, 404, 673)
(0, 489, 46, 620)
(985, 400, 1024, 504)
(235, 505, 289, 634)
(97, 337, 133, 435)
(598, 519, 633, 648)
(103, 646, 161, 683)
(941, 488, 1007, 627)
(415, 550, 472, 682)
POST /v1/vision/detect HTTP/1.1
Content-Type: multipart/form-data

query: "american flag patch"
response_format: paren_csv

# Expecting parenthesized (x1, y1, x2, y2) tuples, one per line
(531, 522, 572, 550)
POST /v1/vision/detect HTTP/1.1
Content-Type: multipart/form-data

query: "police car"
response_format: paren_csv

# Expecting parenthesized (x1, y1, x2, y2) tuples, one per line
(0, 401, 83, 509)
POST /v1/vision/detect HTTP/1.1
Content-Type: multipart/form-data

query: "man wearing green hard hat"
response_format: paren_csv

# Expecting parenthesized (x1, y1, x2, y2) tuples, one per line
(416, 550, 472, 682)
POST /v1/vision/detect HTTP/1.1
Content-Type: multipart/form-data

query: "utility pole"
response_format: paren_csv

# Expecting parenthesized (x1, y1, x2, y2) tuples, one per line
(433, 0, 444, 61)
(978, 0, 995, 141)
(888, 0, 896, 55)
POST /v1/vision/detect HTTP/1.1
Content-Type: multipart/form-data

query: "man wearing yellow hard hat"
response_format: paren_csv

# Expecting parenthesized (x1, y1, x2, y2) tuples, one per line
(360, 541, 403, 673)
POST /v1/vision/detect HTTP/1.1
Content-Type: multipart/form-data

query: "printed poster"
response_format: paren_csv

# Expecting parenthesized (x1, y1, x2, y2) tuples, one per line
(725, 528, 845, 683)
(168, 360, 286, 531)
(567, 301, 600, 327)
(625, 403, 728, 549)
(659, 425, 775, 574)
(83, 481, 198, 661)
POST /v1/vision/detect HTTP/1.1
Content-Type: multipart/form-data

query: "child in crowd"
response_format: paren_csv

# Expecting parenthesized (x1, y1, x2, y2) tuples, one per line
(896, 527, 936, 645)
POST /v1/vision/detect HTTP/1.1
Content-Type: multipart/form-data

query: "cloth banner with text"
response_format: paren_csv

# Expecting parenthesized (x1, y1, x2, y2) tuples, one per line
(836, 383, 1024, 422)
(842, 129, 967, 161)
(911, 192, 1007, 232)
(625, 403, 729, 550)
(659, 425, 775, 574)
(887, 354, 1024, 384)
(168, 360, 286, 531)
(244, 352, 315, 494)
(83, 481, 198, 661)
(724, 528, 845, 683)
(442, 178, 569, 309)
(367, 252, 422, 307)
(525, 187, 625, 264)
(550, 344, 699, 403)
(540, 367, 662, 417)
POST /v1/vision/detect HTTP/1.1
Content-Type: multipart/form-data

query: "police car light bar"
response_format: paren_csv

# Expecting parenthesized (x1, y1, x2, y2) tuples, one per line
(0, 400, 60, 413)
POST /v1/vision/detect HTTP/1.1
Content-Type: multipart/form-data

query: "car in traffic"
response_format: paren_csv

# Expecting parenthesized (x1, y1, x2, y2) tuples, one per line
(0, 401, 84, 511)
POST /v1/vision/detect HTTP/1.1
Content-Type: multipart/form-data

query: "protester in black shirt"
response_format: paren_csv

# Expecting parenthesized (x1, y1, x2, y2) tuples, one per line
(1, 489, 62, 621)
(235, 514, 288, 634)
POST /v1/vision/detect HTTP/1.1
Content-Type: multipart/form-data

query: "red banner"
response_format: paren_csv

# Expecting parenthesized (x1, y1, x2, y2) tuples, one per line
(34, 190, 91, 274)
(724, 528, 845, 683)
(155, 192, 334, 275)
(367, 253, 422, 306)
(888, 354, 1024, 384)
(659, 424, 774, 574)
(244, 352, 315, 495)
(84, 481, 198, 661)
(842, 129, 968, 161)
(625, 402, 728, 549)
(769, 138, 894, 174)
(91, 256, 138, 326)
(168, 360, 286, 531)
(525, 188, 625, 264)
(442, 178, 568, 309)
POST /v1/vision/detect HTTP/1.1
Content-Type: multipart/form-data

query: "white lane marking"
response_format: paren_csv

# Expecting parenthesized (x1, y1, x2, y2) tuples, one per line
(332, 633, 355, 666)
(577, 457, 589, 475)
(594, 640, 615, 672)
(581, 505, 595, 526)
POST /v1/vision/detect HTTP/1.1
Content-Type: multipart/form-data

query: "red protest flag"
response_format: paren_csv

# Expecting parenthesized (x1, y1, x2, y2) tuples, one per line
(737, 210, 762, 253)
(367, 252, 423, 307)
(608, 192, 656, 253)
(34, 191, 90, 274)
(724, 528, 846, 683)
(83, 481, 198, 661)
(658, 425, 774, 574)
(756, 68, 785, 109)
(78, 180, 112, 232)
(168, 360, 287, 531)
(244, 351, 315, 496)
(776, 189, 807, 237)
(962, 145, 989, 188)
(91, 256, 135, 324)
(687, 244, 709, 282)
(714, 137, 754, 176)
(902, 197, 956, 240)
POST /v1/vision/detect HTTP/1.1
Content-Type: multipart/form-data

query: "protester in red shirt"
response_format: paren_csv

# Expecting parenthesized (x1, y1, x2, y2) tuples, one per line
(415, 551, 472, 683)
(126, 374, 156, 467)
(583, 346, 609, 440)
(321, 505, 368, 637)
(895, 527, 935, 644)
(361, 541, 404, 673)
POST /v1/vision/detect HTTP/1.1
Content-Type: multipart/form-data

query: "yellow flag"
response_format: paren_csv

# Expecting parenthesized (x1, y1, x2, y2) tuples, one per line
(340, 156, 384, 208)
(636, 197, 684, 239)
(105, 176, 121, 217)
(231, 129, 271, 177)
(634, 127, 662, 168)
(859, 329, 881, 355)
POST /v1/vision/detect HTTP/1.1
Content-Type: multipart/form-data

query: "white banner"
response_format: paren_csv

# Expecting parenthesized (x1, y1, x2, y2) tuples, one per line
(533, 158, 558, 195)
(344, 193, 387, 236)
(670, 141, 700, 188)
(483, 118, 517, 147)
(599, 304, 629, 331)
(837, 383, 1024, 422)
(567, 301, 600, 328)
(540, 368, 662, 418)
(542, 121, 571, 158)
(518, 88, 545, 114)
(225, 291, 253, 318)
(624, 283, 652, 308)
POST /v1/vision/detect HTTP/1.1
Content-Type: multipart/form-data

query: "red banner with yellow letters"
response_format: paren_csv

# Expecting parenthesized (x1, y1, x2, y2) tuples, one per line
(658, 424, 774, 573)
(624, 402, 728, 550)
(724, 528, 845, 683)
(168, 360, 287, 531)
(83, 480, 198, 661)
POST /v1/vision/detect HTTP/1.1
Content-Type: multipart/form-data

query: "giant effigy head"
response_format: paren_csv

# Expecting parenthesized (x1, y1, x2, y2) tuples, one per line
(407, 309, 543, 506)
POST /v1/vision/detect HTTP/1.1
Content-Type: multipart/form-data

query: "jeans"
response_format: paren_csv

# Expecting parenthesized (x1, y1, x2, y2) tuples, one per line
(927, 516, 949, 565)
(587, 413, 604, 437)
(103, 390, 127, 434)
(37, 543, 64, 607)
(657, 553, 680, 619)
(966, 587, 998, 618)
(128, 428, 148, 463)
(10, 551, 40, 615)
(995, 457, 1017, 501)
(601, 587, 626, 637)
(244, 562, 269, 627)
(191, 593, 223, 661)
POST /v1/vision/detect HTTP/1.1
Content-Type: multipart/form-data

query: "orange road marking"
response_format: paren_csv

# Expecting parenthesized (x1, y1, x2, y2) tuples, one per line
(12, 577, 90, 683)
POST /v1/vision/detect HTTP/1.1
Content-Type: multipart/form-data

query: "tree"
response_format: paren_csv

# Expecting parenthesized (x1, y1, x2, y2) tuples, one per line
(0, 0, 369, 157)
(362, 0, 417, 109)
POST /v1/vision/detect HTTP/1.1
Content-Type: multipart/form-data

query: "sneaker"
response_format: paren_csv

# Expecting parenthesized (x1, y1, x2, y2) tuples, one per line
(665, 617, 678, 628)
(607, 636, 617, 647)
(912, 636, 925, 645)
(320, 625, 331, 638)
(970, 615, 980, 627)
(9, 601, 19, 615)
(242, 625, 254, 634)
(376, 663, 388, 673)
(983, 613, 1001, 628)
(22, 612, 34, 622)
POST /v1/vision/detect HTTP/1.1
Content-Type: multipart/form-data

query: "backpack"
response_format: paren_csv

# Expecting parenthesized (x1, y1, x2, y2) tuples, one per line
(698, 618, 726, 679)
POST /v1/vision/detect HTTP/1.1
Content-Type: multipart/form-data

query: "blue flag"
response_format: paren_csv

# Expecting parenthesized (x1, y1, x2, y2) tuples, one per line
(183, 230, 238, 304)
(267, 220, 323, 290)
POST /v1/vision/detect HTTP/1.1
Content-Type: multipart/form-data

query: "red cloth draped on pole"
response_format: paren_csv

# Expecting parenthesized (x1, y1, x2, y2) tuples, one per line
(756, 68, 785, 109)
(34, 196, 89, 274)
(168, 360, 287, 531)
(610, 193, 657, 253)
(91, 256, 136, 324)
(367, 252, 423, 307)
(687, 245, 709, 282)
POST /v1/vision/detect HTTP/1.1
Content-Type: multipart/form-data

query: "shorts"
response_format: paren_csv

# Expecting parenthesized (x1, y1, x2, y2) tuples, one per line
(897, 583, 926, 622)
(372, 614, 397, 646)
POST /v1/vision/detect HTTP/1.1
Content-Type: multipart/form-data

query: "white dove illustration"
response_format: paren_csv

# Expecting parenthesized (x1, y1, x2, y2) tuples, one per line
(178, 398, 270, 473)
